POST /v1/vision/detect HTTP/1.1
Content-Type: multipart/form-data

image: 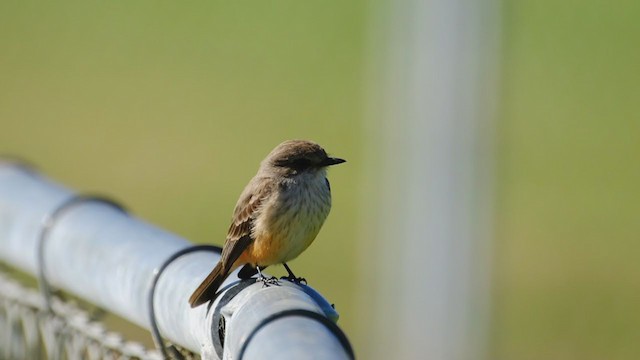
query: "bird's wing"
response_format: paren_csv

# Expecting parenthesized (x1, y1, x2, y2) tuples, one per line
(218, 177, 273, 271)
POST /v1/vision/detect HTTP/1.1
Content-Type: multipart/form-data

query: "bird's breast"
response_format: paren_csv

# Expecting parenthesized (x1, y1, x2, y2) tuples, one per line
(249, 174, 332, 265)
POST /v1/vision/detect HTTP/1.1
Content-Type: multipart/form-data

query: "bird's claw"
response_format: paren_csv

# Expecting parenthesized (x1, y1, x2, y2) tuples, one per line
(257, 275, 280, 287)
(280, 276, 307, 285)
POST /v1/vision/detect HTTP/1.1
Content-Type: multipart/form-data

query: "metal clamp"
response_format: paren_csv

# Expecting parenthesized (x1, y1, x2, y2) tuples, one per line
(37, 194, 127, 311)
(148, 244, 222, 360)
(211, 278, 257, 358)
(237, 308, 355, 360)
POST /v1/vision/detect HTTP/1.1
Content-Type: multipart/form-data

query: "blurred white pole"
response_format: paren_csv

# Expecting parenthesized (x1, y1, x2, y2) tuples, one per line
(360, 0, 499, 359)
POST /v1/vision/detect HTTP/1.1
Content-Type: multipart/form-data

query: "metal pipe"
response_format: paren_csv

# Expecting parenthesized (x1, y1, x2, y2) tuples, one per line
(0, 163, 350, 359)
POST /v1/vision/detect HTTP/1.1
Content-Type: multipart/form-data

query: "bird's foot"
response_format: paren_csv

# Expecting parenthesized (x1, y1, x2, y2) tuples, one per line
(280, 275, 307, 285)
(281, 263, 307, 285)
(257, 274, 280, 287)
(255, 266, 279, 287)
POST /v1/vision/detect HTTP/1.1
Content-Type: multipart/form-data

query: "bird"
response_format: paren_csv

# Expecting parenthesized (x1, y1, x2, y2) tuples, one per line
(189, 140, 345, 308)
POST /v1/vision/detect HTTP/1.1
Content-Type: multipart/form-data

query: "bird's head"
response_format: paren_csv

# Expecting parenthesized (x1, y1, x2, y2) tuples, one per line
(261, 140, 345, 177)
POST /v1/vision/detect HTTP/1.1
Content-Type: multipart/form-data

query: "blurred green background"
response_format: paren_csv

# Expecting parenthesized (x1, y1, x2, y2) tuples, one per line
(494, 1, 640, 359)
(1, 0, 638, 359)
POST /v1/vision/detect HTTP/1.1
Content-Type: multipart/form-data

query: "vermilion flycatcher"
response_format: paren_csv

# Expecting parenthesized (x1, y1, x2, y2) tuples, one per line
(189, 140, 345, 308)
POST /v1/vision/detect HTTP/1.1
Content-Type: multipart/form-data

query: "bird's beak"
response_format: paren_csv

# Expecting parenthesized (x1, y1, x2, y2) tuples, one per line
(322, 157, 346, 166)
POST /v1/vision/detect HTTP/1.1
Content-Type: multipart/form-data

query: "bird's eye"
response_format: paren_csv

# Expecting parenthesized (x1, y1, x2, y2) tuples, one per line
(290, 158, 311, 169)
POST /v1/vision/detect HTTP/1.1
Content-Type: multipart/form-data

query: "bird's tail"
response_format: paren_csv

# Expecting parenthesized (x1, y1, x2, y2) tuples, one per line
(189, 262, 229, 308)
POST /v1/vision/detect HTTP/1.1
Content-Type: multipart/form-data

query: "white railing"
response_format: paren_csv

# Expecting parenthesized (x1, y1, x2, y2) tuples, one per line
(0, 161, 353, 360)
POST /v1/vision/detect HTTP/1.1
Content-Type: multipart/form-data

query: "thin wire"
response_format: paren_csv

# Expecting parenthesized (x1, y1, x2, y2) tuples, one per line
(148, 244, 222, 360)
(36, 194, 127, 312)
(236, 308, 355, 360)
